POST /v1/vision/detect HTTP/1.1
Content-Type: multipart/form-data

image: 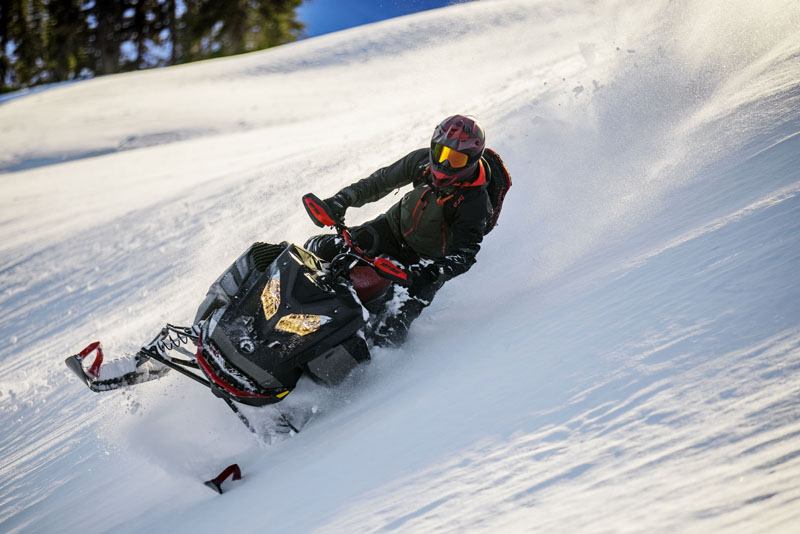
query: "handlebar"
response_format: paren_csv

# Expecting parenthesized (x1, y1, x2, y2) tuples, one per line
(302, 193, 410, 286)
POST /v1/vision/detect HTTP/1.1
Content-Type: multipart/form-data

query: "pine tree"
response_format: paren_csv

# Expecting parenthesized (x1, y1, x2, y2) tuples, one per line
(181, 0, 303, 62)
(10, 0, 48, 86)
(164, 0, 179, 64)
(0, 0, 11, 91)
(0, 0, 303, 90)
(254, 0, 303, 48)
(45, 0, 88, 81)
(90, 1, 125, 75)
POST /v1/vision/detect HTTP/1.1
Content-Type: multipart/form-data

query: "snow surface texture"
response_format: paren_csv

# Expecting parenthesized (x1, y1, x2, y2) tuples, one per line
(1, 0, 800, 531)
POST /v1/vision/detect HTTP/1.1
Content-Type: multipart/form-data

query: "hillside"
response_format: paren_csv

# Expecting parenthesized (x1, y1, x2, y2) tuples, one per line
(1, 0, 799, 532)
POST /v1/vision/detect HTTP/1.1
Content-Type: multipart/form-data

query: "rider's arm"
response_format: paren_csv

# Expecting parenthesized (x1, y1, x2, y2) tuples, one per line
(437, 193, 489, 279)
(338, 148, 429, 208)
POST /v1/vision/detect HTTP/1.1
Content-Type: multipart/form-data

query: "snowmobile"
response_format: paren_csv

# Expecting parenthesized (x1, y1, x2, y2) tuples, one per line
(64, 194, 409, 434)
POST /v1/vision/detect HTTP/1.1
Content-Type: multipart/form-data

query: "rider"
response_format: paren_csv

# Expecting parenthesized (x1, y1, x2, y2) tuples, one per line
(304, 115, 493, 347)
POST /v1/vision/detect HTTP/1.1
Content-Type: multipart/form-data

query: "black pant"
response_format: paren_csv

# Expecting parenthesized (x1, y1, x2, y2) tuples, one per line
(304, 215, 444, 347)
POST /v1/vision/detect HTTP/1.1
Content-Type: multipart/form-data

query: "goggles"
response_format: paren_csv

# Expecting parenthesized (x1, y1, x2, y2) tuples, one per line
(432, 144, 469, 169)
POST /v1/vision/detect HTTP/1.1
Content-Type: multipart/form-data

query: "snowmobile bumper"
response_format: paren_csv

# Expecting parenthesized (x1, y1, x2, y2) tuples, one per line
(65, 341, 170, 392)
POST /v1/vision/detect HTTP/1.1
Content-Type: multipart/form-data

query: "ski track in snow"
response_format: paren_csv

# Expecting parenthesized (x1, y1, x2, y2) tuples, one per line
(1, 0, 800, 532)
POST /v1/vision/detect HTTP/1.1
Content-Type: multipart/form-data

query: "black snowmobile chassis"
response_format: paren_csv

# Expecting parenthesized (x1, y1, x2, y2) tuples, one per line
(65, 199, 410, 436)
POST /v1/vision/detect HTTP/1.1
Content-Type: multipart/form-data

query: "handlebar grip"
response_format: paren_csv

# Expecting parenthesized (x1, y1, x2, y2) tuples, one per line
(372, 257, 410, 286)
(302, 193, 339, 228)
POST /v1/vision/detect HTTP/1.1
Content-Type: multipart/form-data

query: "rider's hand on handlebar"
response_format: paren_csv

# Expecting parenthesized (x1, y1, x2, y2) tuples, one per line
(323, 193, 351, 223)
(408, 261, 442, 286)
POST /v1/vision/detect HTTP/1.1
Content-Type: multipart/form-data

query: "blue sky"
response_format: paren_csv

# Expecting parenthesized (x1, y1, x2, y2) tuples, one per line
(297, 0, 461, 38)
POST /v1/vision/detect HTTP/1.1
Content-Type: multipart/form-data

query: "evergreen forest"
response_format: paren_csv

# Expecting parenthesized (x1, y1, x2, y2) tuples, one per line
(0, 0, 304, 92)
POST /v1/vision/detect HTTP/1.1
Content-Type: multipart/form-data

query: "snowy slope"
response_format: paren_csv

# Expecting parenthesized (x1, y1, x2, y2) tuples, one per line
(1, 0, 800, 532)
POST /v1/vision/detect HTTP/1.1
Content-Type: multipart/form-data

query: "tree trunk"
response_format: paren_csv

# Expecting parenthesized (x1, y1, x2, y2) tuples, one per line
(0, 0, 10, 91)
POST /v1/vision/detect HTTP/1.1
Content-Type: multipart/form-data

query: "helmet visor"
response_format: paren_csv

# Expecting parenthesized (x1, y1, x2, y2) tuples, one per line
(433, 144, 469, 169)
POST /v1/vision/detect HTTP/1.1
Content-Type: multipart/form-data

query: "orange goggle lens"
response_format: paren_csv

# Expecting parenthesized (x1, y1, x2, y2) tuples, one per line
(435, 145, 469, 169)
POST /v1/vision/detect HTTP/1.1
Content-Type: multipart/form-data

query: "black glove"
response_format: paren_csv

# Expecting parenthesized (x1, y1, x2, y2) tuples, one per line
(322, 192, 351, 223)
(407, 261, 442, 286)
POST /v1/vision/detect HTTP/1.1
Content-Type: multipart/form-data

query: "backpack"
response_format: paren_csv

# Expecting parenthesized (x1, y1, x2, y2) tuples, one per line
(481, 148, 512, 234)
(416, 147, 512, 235)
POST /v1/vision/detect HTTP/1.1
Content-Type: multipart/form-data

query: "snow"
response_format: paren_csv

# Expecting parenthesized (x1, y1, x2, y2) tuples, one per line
(1, 0, 800, 531)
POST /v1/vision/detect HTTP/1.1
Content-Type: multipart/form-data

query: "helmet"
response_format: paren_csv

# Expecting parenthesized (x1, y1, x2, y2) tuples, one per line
(429, 115, 485, 188)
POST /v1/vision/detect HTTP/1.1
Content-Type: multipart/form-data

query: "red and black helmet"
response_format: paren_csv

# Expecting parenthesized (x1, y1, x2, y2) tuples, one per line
(429, 115, 485, 188)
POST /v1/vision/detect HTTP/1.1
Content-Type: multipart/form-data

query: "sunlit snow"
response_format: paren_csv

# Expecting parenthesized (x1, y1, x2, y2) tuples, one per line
(1, 0, 799, 532)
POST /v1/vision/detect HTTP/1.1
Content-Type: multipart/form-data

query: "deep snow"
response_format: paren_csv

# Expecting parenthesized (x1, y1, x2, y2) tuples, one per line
(1, 0, 799, 532)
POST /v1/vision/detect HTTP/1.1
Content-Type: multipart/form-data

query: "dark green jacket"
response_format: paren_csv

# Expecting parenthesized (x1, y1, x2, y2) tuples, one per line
(339, 148, 491, 279)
